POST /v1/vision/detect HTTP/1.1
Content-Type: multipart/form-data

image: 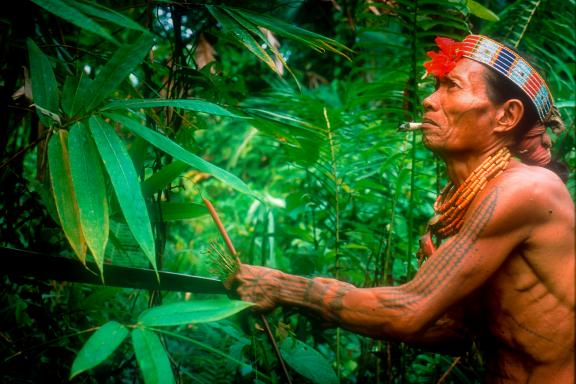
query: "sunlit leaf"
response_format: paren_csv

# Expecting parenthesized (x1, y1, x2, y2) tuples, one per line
(69, 122, 109, 275)
(48, 130, 87, 263)
(27, 38, 59, 127)
(131, 328, 176, 384)
(30, 0, 118, 44)
(138, 299, 254, 327)
(105, 113, 254, 197)
(280, 337, 338, 384)
(83, 33, 154, 112)
(62, 73, 93, 118)
(88, 116, 156, 273)
(467, 0, 499, 21)
(101, 98, 241, 118)
(70, 321, 129, 379)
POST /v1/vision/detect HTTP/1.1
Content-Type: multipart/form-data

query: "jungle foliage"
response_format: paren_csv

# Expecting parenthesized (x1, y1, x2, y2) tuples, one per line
(0, 0, 574, 383)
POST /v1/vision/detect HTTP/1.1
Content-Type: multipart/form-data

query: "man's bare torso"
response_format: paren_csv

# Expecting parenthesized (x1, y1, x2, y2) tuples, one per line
(466, 164, 575, 383)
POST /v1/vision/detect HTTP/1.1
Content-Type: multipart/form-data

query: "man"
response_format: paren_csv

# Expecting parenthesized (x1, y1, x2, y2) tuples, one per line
(230, 35, 575, 383)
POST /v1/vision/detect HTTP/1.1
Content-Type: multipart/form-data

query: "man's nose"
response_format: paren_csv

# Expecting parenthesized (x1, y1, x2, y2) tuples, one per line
(422, 92, 436, 111)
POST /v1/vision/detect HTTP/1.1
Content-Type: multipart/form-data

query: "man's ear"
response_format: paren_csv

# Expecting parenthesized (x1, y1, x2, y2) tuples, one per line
(494, 99, 524, 133)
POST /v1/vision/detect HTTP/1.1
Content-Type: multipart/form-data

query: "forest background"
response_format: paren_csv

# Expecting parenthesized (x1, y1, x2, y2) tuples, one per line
(0, 0, 574, 383)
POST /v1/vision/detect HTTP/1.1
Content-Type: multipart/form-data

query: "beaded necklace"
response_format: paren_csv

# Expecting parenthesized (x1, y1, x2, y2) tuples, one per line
(418, 147, 511, 262)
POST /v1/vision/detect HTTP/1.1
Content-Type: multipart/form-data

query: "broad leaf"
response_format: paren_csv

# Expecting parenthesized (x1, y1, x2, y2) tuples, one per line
(105, 113, 254, 197)
(48, 130, 87, 263)
(30, 0, 118, 44)
(66, 0, 148, 33)
(83, 33, 154, 112)
(70, 321, 129, 379)
(102, 99, 241, 118)
(69, 122, 109, 275)
(280, 337, 338, 384)
(138, 299, 254, 327)
(88, 116, 156, 273)
(27, 38, 59, 127)
(131, 328, 175, 384)
(467, 0, 500, 21)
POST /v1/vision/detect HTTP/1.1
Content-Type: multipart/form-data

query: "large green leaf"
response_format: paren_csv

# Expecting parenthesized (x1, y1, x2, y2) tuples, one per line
(82, 33, 154, 112)
(69, 122, 109, 275)
(70, 321, 129, 379)
(131, 328, 175, 384)
(27, 38, 60, 127)
(138, 299, 254, 327)
(467, 0, 499, 21)
(105, 113, 254, 197)
(101, 99, 241, 118)
(280, 337, 338, 384)
(88, 116, 156, 272)
(48, 130, 87, 263)
(65, 0, 148, 33)
(30, 0, 118, 44)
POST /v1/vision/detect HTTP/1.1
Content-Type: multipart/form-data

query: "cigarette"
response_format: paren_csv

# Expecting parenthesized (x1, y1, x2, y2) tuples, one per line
(398, 122, 423, 131)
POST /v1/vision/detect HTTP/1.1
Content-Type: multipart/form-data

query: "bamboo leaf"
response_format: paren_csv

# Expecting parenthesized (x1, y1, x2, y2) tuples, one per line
(101, 98, 242, 118)
(105, 113, 254, 197)
(88, 116, 156, 272)
(280, 337, 338, 384)
(27, 38, 60, 127)
(70, 321, 129, 379)
(131, 328, 176, 384)
(83, 33, 155, 112)
(142, 161, 190, 197)
(30, 0, 118, 44)
(48, 130, 87, 263)
(69, 122, 109, 275)
(467, 0, 499, 21)
(156, 202, 208, 221)
(62, 73, 92, 118)
(65, 0, 148, 33)
(206, 6, 280, 74)
(138, 299, 254, 327)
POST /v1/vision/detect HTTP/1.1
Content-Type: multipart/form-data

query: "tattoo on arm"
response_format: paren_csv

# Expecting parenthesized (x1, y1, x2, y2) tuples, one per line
(377, 188, 499, 309)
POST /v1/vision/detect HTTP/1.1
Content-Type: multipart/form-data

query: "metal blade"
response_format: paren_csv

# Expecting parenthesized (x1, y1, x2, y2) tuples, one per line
(0, 247, 227, 294)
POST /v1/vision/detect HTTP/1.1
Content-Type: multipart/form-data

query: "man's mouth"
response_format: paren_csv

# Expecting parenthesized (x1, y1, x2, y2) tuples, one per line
(422, 118, 438, 128)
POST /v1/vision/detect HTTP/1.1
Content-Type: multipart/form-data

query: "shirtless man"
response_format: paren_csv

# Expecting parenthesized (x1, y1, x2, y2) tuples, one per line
(231, 35, 575, 383)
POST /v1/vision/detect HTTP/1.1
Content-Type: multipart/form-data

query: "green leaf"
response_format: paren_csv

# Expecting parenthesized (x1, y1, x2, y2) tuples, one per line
(156, 202, 208, 221)
(131, 328, 176, 384)
(27, 38, 60, 127)
(70, 321, 129, 379)
(48, 130, 87, 263)
(83, 33, 155, 112)
(467, 0, 500, 21)
(138, 299, 254, 327)
(30, 0, 118, 44)
(69, 122, 109, 275)
(65, 0, 148, 33)
(88, 116, 156, 272)
(105, 113, 254, 197)
(101, 99, 242, 118)
(62, 73, 92, 118)
(206, 6, 280, 75)
(280, 337, 338, 384)
(142, 161, 190, 197)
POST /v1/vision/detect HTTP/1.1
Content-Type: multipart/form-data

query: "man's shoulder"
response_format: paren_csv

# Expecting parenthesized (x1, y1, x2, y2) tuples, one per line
(497, 162, 568, 200)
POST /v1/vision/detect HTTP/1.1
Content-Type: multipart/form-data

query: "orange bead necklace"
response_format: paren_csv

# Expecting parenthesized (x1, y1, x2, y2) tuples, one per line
(428, 146, 511, 240)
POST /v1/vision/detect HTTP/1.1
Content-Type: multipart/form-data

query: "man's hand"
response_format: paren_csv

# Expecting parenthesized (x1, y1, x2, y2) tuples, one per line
(230, 264, 284, 311)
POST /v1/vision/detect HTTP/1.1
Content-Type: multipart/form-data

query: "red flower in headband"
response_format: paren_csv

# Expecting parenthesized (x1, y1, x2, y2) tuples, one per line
(423, 37, 464, 78)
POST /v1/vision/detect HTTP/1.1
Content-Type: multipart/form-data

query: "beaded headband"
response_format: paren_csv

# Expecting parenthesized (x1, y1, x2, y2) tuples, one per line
(424, 35, 554, 122)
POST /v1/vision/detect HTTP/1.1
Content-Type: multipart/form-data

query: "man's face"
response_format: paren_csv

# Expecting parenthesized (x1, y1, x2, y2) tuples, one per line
(422, 59, 499, 155)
